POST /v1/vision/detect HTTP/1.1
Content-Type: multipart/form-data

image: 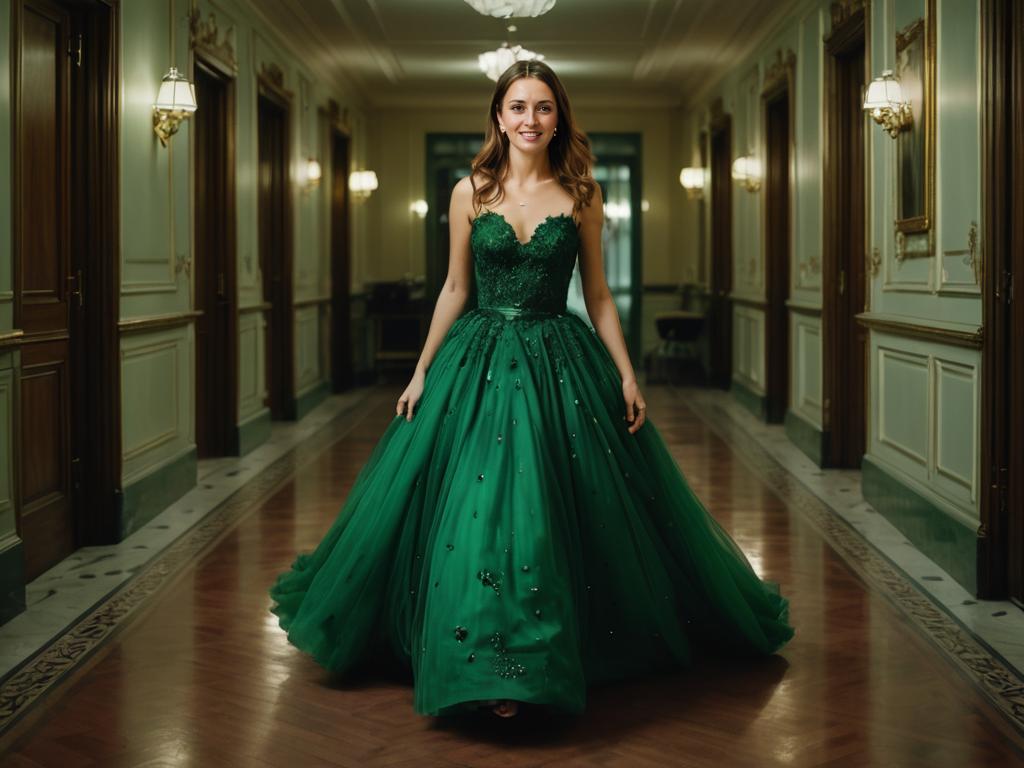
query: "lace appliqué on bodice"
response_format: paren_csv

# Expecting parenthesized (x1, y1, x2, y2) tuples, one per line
(471, 211, 579, 314)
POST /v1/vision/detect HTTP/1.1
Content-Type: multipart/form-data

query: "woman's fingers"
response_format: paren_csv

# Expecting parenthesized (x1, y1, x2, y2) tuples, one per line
(626, 398, 646, 434)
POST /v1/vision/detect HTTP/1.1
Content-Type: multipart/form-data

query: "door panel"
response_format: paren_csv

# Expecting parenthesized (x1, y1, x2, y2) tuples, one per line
(709, 122, 733, 389)
(765, 93, 791, 423)
(258, 93, 294, 419)
(17, 0, 75, 580)
(194, 63, 236, 456)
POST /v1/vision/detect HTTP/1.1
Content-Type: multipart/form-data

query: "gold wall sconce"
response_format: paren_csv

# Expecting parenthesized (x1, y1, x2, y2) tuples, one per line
(731, 155, 762, 193)
(863, 69, 912, 138)
(303, 158, 322, 189)
(153, 67, 197, 147)
(679, 167, 707, 200)
(349, 170, 378, 201)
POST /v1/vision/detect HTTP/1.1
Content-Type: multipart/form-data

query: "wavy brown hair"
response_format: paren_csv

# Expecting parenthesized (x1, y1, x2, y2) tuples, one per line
(470, 60, 597, 217)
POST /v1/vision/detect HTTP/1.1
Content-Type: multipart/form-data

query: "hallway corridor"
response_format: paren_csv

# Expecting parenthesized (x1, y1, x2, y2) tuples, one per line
(1, 386, 1021, 767)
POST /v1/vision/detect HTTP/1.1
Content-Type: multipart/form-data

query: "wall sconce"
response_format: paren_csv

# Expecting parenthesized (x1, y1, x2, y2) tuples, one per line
(303, 158, 322, 189)
(731, 155, 762, 193)
(679, 167, 707, 200)
(152, 67, 197, 147)
(603, 200, 631, 221)
(410, 199, 429, 218)
(863, 69, 912, 138)
(349, 170, 378, 201)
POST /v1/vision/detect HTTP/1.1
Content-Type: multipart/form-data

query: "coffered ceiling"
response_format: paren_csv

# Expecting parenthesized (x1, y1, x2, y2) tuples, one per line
(246, 0, 799, 108)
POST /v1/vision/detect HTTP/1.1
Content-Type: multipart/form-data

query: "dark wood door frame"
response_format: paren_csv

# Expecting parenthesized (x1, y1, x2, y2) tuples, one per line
(708, 110, 733, 389)
(257, 72, 295, 420)
(762, 61, 794, 424)
(823, 9, 869, 468)
(193, 55, 238, 456)
(979, 0, 1023, 603)
(12, 0, 121, 565)
(327, 104, 353, 392)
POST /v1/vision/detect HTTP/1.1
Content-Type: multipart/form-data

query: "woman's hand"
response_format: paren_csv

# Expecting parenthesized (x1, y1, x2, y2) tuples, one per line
(397, 370, 426, 422)
(622, 377, 647, 434)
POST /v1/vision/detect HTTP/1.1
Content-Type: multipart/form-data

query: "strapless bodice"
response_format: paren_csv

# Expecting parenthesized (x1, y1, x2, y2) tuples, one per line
(470, 211, 579, 316)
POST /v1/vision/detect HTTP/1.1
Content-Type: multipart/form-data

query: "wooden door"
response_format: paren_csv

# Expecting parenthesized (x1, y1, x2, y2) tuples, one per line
(194, 62, 237, 456)
(980, 0, 1024, 604)
(709, 118, 733, 389)
(824, 13, 867, 468)
(764, 91, 791, 424)
(16, 0, 75, 579)
(330, 128, 353, 392)
(258, 90, 294, 419)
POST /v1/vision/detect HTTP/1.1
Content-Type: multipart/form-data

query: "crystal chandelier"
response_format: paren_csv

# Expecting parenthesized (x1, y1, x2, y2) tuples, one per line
(464, 0, 556, 18)
(479, 24, 544, 81)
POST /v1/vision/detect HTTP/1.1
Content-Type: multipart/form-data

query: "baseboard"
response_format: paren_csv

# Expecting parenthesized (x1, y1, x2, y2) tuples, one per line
(237, 408, 271, 457)
(0, 537, 25, 626)
(730, 379, 766, 421)
(861, 455, 978, 594)
(120, 448, 197, 539)
(784, 409, 826, 467)
(295, 381, 330, 421)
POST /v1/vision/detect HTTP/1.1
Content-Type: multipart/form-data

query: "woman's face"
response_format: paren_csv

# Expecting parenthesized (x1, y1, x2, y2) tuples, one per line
(496, 77, 558, 153)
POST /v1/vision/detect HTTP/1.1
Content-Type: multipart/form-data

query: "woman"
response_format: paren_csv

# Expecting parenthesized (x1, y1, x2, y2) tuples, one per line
(269, 60, 793, 720)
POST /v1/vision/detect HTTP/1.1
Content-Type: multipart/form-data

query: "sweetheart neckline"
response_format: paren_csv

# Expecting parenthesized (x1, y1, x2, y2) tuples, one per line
(472, 210, 577, 248)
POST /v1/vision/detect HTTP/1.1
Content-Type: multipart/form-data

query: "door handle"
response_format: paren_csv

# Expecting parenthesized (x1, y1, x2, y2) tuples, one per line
(67, 270, 83, 308)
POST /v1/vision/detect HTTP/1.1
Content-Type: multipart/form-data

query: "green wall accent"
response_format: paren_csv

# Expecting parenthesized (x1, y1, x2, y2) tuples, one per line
(121, 449, 197, 538)
(295, 381, 329, 421)
(784, 410, 825, 467)
(862, 455, 978, 594)
(0, 537, 25, 625)
(731, 380, 766, 421)
(237, 408, 271, 457)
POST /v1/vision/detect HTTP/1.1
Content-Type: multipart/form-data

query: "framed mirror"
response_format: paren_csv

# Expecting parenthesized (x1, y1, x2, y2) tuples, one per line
(894, 4, 935, 236)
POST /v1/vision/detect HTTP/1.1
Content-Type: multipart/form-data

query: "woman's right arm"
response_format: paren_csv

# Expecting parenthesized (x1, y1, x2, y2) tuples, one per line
(396, 176, 475, 421)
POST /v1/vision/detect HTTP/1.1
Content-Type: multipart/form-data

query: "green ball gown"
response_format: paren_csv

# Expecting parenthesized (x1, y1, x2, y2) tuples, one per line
(269, 209, 794, 716)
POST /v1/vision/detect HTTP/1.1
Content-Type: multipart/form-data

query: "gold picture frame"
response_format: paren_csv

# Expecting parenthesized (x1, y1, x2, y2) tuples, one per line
(894, 4, 935, 235)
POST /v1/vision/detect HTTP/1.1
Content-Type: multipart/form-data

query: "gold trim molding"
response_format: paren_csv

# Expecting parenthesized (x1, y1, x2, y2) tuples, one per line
(855, 312, 982, 348)
(189, 8, 238, 75)
(0, 329, 24, 349)
(119, 311, 203, 335)
(830, 0, 865, 27)
(763, 48, 796, 95)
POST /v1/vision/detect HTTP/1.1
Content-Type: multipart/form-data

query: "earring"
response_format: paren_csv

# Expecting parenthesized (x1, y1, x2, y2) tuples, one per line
(553, 129, 557, 136)
(500, 126, 506, 133)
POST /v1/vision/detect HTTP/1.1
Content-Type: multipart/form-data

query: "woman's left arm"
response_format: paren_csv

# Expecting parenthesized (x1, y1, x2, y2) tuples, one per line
(578, 183, 647, 434)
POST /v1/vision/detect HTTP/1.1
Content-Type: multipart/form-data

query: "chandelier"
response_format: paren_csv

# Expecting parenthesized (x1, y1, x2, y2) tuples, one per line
(464, 0, 556, 18)
(479, 24, 544, 81)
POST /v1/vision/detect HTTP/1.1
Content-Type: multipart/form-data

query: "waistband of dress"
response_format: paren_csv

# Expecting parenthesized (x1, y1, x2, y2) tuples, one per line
(478, 305, 565, 319)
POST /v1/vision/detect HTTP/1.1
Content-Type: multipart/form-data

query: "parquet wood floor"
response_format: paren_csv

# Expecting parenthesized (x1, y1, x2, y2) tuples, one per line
(3, 386, 1023, 767)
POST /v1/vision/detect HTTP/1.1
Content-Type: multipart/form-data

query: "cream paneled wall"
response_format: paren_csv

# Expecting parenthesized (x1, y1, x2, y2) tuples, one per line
(870, 332, 979, 518)
(363, 104, 695, 291)
(689, 0, 984, 585)
(117, 0, 367, 527)
(118, 0, 198, 509)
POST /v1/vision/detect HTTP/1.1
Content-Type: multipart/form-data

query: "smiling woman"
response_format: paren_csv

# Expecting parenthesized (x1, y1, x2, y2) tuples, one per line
(268, 59, 793, 722)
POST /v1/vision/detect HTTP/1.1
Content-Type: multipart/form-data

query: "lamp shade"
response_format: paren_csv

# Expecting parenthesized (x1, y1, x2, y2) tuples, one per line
(731, 156, 762, 182)
(679, 167, 706, 191)
(154, 67, 197, 112)
(464, 0, 556, 18)
(305, 158, 322, 184)
(349, 170, 378, 193)
(479, 43, 544, 81)
(863, 69, 903, 110)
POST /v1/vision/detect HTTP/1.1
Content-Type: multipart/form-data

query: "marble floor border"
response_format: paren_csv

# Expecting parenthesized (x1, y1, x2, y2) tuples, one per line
(682, 387, 1024, 738)
(0, 387, 383, 739)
